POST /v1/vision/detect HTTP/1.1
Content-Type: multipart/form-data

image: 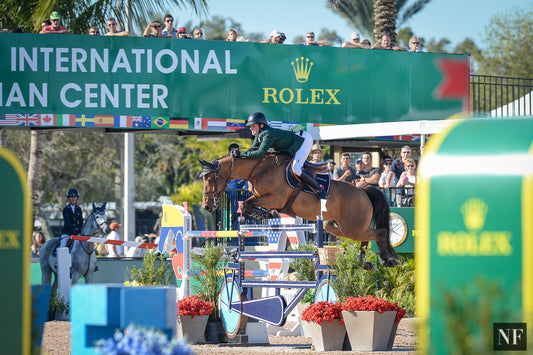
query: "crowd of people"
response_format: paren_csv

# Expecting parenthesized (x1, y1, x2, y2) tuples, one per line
(310, 144, 418, 207)
(19, 10, 426, 51)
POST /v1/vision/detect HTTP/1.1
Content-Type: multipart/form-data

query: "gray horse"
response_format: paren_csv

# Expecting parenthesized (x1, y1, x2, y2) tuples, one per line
(39, 202, 109, 294)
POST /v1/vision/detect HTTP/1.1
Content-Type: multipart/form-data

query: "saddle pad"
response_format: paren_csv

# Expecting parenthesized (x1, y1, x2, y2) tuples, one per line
(285, 163, 331, 194)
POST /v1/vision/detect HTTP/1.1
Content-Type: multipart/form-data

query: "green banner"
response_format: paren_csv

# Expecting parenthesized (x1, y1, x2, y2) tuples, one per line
(0, 33, 468, 131)
(0, 147, 31, 355)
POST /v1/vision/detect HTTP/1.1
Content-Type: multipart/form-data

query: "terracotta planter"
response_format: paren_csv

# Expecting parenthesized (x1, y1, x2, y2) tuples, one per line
(296, 303, 312, 337)
(177, 315, 209, 344)
(342, 310, 396, 351)
(304, 319, 346, 351)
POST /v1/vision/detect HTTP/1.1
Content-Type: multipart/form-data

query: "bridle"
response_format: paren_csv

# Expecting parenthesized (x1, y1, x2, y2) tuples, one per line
(200, 156, 235, 208)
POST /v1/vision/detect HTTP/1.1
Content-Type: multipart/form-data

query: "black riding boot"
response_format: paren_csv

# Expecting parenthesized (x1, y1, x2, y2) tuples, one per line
(299, 170, 329, 199)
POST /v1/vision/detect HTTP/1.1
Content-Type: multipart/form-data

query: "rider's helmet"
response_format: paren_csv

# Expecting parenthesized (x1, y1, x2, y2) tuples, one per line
(66, 188, 79, 198)
(246, 112, 268, 126)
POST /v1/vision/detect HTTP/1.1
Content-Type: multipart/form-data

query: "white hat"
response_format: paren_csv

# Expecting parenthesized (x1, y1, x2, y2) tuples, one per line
(351, 32, 360, 40)
(270, 30, 281, 38)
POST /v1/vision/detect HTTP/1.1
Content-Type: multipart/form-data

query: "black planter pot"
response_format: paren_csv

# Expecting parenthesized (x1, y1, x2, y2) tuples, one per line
(204, 321, 228, 343)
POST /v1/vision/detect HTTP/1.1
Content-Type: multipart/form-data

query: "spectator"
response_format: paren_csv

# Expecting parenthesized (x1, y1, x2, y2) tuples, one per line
(300, 31, 329, 46)
(227, 29, 237, 41)
(227, 143, 249, 230)
(342, 32, 370, 49)
(408, 36, 423, 52)
(193, 28, 204, 39)
(396, 158, 417, 206)
(176, 27, 189, 39)
(326, 159, 336, 178)
(59, 188, 83, 252)
(126, 236, 147, 257)
(31, 231, 46, 258)
(372, 34, 406, 51)
(379, 156, 397, 187)
(333, 153, 358, 183)
(280, 32, 286, 43)
(162, 14, 177, 38)
(362, 39, 371, 47)
(106, 222, 123, 257)
(355, 151, 381, 187)
(89, 26, 100, 35)
(153, 212, 162, 237)
(105, 17, 128, 36)
(41, 19, 51, 31)
(262, 29, 282, 44)
(40, 11, 69, 34)
(309, 144, 325, 163)
(354, 158, 364, 174)
(386, 145, 413, 188)
(144, 21, 163, 37)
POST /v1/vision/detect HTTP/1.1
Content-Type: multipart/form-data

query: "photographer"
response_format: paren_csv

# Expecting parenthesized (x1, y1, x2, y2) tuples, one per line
(177, 27, 192, 39)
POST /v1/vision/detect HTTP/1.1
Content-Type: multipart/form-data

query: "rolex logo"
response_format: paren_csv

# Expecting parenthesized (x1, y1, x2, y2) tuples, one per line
(291, 57, 314, 83)
(460, 197, 488, 231)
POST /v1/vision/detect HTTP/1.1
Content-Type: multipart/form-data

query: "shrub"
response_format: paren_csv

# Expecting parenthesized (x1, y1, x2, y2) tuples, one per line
(289, 244, 317, 281)
(127, 249, 172, 285)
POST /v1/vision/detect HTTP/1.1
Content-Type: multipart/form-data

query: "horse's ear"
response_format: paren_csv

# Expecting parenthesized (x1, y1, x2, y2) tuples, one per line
(101, 201, 107, 210)
(198, 159, 208, 167)
(92, 201, 96, 211)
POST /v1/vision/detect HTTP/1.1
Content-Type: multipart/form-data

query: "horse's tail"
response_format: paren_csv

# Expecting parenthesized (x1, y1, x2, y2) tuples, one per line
(363, 187, 398, 260)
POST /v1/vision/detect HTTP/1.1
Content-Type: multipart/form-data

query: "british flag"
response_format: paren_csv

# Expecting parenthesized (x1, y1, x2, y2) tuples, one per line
(2, 114, 39, 126)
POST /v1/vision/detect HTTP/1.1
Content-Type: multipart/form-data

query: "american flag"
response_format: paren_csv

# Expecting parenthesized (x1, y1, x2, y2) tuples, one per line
(1, 114, 39, 126)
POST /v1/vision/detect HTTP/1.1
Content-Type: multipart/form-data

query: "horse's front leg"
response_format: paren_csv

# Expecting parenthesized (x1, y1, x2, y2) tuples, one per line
(242, 196, 279, 219)
(71, 270, 80, 285)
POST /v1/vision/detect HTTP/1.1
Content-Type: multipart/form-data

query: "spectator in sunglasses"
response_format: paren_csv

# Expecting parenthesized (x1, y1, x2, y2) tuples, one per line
(299, 31, 329, 46)
(144, 21, 163, 37)
(89, 26, 100, 35)
(379, 156, 397, 188)
(162, 14, 177, 38)
(193, 28, 204, 39)
(409, 36, 423, 52)
(105, 17, 128, 36)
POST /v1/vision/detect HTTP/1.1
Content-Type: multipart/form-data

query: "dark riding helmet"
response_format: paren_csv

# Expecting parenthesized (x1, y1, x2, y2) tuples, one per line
(66, 188, 79, 197)
(246, 112, 268, 126)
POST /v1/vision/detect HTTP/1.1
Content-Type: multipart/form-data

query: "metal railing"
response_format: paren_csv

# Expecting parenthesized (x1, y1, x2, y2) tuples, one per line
(471, 75, 533, 117)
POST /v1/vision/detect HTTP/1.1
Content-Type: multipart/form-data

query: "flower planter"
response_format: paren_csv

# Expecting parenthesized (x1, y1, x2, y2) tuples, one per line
(177, 315, 209, 344)
(204, 321, 228, 343)
(296, 303, 312, 337)
(342, 310, 396, 351)
(387, 320, 399, 350)
(304, 319, 346, 351)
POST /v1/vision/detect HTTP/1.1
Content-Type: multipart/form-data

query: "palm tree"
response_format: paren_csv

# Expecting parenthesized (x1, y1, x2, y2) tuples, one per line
(373, 0, 397, 45)
(0, 0, 208, 35)
(326, 0, 432, 44)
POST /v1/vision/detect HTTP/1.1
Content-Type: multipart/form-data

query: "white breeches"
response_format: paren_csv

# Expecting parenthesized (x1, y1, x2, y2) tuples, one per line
(291, 130, 313, 176)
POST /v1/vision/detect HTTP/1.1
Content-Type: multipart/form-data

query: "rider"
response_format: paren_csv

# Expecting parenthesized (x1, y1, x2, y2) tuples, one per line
(233, 112, 328, 200)
(59, 188, 84, 251)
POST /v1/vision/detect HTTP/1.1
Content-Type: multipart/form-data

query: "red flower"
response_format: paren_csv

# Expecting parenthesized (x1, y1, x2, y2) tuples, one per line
(342, 295, 406, 324)
(177, 295, 214, 319)
(300, 301, 344, 325)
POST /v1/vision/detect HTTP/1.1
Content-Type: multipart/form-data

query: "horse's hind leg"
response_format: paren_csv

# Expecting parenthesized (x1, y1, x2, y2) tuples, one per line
(374, 229, 400, 267)
(358, 242, 376, 271)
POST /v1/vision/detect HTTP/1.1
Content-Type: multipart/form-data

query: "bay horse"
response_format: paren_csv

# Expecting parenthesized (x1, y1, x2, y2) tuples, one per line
(199, 154, 399, 267)
(39, 202, 109, 294)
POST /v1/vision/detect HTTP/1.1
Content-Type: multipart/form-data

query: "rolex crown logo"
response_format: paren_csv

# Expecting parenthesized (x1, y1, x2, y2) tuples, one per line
(460, 197, 488, 231)
(291, 57, 314, 83)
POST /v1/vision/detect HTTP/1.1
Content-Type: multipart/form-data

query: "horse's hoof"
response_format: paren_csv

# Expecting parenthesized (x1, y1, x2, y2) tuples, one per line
(363, 262, 376, 272)
(382, 258, 401, 267)
(268, 210, 280, 219)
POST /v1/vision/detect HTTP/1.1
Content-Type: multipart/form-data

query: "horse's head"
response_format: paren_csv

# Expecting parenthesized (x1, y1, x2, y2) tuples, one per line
(199, 158, 231, 213)
(91, 201, 109, 235)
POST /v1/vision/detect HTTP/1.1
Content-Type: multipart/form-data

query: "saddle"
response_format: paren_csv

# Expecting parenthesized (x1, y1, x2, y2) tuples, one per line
(285, 161, 331, 195)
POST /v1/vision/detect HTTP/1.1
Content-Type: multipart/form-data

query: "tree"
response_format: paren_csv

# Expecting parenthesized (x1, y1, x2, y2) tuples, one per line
(0, 0, 208, 35)
(326, 0, 432, 42)
(424, 37, 451, 53)
(476, 5, 533, 78)
(373, 0, 397, 44)
(319, 28, 343, 47)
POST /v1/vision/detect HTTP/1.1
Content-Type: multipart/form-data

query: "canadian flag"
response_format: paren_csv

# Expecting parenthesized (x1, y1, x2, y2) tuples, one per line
(39, 114, 55, 126)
